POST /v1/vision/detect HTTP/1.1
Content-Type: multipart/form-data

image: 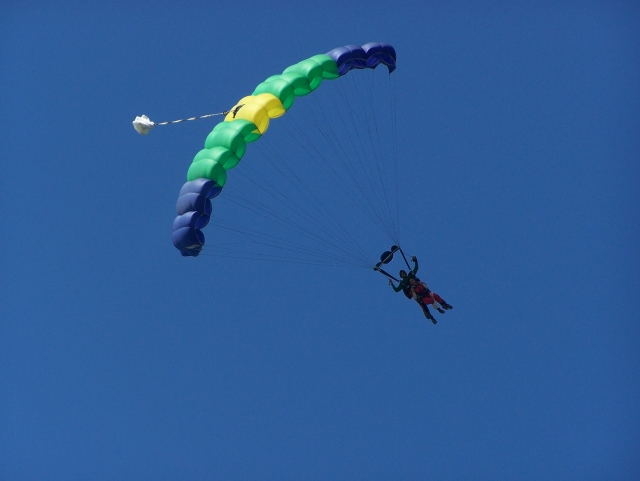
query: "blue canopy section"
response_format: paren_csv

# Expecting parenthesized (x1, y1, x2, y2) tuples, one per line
(172, 179, 222, 257)
(327, 43, 396, 76)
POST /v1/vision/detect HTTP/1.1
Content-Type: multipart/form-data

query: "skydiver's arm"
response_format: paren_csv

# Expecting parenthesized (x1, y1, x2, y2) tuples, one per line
(411, 256, 419, 274)
(390, 281, 404, 292)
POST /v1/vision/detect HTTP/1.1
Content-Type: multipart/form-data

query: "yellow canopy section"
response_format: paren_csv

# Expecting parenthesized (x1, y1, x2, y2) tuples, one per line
(224, 93, 285, 134)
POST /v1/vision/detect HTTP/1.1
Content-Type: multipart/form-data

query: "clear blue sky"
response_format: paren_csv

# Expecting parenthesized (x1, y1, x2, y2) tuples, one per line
(1, 1, 639, 480)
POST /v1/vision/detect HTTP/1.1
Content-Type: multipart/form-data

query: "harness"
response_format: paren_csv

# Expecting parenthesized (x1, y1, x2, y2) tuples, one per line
(401, 272, 420, 299)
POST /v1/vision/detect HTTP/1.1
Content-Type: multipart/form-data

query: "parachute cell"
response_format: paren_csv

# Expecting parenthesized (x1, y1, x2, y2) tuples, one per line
(173, 211, 210, 231)
(179, 178, 223, 199)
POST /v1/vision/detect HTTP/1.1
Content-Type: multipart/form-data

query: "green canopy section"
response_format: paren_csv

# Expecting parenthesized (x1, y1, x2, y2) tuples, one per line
(187, 54, 339, 184)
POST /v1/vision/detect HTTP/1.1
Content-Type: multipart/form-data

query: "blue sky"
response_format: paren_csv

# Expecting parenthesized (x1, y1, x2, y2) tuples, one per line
(1, 1, 639, 480)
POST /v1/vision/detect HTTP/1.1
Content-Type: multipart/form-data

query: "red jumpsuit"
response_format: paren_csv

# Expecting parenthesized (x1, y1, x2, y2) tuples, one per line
(412, 283, 444, 307)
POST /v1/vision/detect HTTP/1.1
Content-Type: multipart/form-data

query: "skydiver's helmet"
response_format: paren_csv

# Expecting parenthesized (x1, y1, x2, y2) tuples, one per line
(399, 270, 407, 278)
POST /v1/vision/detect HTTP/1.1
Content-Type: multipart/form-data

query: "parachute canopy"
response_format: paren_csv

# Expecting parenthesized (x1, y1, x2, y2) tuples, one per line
(172, 43, 397, 259)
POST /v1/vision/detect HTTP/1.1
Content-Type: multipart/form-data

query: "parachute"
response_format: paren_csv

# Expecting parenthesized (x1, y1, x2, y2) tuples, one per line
(171, 43, 398, 263)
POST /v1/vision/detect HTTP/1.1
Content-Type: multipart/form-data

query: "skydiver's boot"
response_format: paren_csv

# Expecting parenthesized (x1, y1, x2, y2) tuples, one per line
(422, 305, 437, 324)
(437, 307, 446, 314)
(441, 301, 453, 310)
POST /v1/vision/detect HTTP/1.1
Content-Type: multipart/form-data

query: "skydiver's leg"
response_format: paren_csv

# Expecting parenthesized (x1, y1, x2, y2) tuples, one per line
(414, 297, 428, 314)
(433, 292, 453, 310)
(430, 294, 445, 313)
(425, 298, 444, 313)
(423, 305, 437, 325)
(417, 298, 437, 324)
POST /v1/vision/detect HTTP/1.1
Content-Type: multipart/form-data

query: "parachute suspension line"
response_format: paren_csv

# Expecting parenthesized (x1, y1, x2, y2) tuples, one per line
(296, 95, 375, 215)
(326, 74, 399, 243)
(198, 249, 372, 269)
(203, 218, 370, 268)
(223, 149, 372, 267)
(389, 72, 401, 243)
(367, 69, 400, 245)
(277, 98, 376, 227)
(366, 69, 400, 246)
(311, 79, 389, 232)
(208, 202, 372, 268)
(344, 72, 393, 228)
(284, 97, 394, 245)
(268, 101, 392, 256)
(200, 237, 366, 266)
(255, 135, 372, 265)
(248, 141, 370, 265)
(354, 69, 400, 245)
(222, 221, 373, 268)
(224, 165, 369, 267)
(343, 72, 398, 243)
(216, 194, 346, 261)
(332, 77, 397, 241)
(221, 177, 359, 264)
(305, 83, 397, 243)
(341, 73, 395, 233)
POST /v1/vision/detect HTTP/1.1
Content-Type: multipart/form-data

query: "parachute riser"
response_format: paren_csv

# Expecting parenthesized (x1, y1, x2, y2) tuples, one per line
(397, 246, 411, 270)
(373, 244, 413, 281)
(373, 265, 399, 282)
(374, 244, 409, 281)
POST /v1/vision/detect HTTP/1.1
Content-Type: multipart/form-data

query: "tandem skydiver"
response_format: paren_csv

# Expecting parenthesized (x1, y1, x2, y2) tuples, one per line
(388, 255, 419, 298)
(408, 277, 453, 324)
(388, 255, 453, 323)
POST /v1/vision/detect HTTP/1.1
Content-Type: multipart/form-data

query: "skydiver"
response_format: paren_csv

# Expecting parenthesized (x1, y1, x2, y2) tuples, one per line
(408, 277, 452, 313)
(388, 256, 453, 322)
(408, 278, 444, 313)
(389, 255, 420, 299)
(388, 255, 433, 321)
(390, 275, 437, 323)
(408, 278, 454, 325)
